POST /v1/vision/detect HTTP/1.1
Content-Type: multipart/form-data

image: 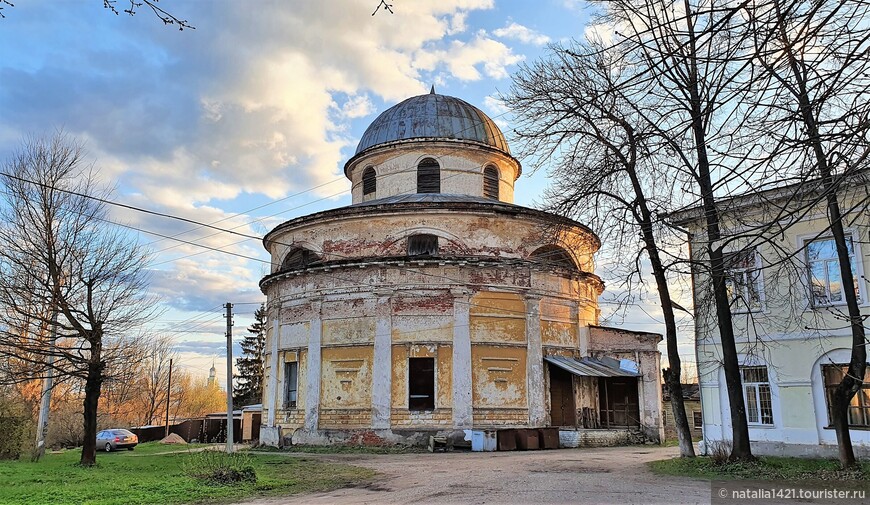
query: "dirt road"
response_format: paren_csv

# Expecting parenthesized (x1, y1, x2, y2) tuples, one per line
(241, 445, 711, 505)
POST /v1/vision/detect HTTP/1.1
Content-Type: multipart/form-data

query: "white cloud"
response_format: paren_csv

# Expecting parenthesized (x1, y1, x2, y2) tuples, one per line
(493, 22, 551, 46)
(414, 31, 523, 81)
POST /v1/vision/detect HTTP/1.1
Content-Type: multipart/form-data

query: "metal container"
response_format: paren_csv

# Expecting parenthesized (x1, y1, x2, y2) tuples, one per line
(516, 429, 540, 450)
(471, 430, 497, 452)
(497, 429, 517, 451)
(538, 428, 559, 449)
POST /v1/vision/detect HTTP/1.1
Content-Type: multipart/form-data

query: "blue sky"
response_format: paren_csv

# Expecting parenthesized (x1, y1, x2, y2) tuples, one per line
(0, 0, 693, 386)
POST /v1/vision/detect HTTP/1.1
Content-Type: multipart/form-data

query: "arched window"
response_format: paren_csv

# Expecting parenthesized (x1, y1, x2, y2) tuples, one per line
(483, 165, 499, 200)
(407, 234, 439, 256)
(530, 245, 577, 270)
(417, 158, 440, 194)
(281, 248, 321, 271)
(362, 167, 376, 197)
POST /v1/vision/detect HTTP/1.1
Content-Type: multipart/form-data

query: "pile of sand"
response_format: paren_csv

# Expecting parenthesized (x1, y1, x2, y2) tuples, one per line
(160, 433, 187, 445)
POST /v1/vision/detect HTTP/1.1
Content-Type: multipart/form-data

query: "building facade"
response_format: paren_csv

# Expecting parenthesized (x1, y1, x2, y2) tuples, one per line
(259, 91, 663, 446)
(673, 180, 870, 457)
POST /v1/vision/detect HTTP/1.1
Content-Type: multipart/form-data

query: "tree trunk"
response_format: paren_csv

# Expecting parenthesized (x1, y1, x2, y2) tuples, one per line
(80, 340, 102, 467)
(627, 149, 695, 457)
(682, 0, 753, 461)
(769, 0, 866, 469)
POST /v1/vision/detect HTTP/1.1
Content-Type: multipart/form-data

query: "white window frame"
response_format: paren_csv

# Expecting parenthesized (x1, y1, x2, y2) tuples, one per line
(741, 365, 774, 426)
(724, 248, 764, 313)
(802, 232, 863, 308)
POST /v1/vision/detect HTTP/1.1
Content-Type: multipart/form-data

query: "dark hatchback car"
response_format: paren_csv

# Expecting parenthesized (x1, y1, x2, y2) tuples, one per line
(97, 429, 138, 452)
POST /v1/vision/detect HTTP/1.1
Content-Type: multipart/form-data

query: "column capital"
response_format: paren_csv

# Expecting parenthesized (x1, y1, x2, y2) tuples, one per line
(450, 287, 471, 299)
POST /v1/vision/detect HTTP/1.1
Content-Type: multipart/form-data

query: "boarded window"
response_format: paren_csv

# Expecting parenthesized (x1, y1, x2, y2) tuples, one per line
(598, 377, 640, 427)
(407, 234, 439, 256)
(362, 167, 376, 196)
(284, 362, 298, 409)
(417, 158, 440, 193)
(530, 245, 577, 270)
(693, 411, 703, 429)
(483, 165, 499, 199)
(281, 248, 321, 271)
(409, 357, 435, 411)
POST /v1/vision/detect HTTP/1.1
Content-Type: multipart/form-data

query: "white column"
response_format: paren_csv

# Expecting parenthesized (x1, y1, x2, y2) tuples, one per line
(266, 315, 281, 426)
(525, 294, 546, 426)
(452, 289, 472, 428)
(303, 298, 323, 433)
(371, 294, 392, 430)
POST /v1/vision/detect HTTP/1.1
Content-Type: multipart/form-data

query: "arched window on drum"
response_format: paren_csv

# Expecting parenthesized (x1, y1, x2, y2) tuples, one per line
(417, 158, 441, 194)
(483, 165, 499, 200)
(362, 166, 377, 200)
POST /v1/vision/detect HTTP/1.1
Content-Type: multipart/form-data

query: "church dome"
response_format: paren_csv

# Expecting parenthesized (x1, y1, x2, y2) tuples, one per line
(354, 89, 510, 155)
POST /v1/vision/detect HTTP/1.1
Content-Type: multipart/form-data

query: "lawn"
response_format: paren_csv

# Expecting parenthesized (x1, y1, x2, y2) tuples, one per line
(650, 455, 870, 483)
(0, 442, 375, 505)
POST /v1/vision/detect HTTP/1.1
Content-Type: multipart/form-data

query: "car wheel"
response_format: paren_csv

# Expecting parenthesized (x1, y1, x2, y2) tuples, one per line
(127, 447, 134, 451)
(105, 443, 112, 452)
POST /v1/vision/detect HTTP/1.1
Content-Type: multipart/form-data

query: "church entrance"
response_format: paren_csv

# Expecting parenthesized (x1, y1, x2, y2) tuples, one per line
(549, 365, 577, 426)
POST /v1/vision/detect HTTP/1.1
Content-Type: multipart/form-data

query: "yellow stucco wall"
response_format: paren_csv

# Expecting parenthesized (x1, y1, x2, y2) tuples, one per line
(320, 346, 373, 410)
(471, 344, 527, 409)
(470, 292, 526, 344)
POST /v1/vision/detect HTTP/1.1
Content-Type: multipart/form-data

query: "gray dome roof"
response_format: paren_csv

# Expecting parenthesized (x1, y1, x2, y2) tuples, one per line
(355, 90, 510, 155)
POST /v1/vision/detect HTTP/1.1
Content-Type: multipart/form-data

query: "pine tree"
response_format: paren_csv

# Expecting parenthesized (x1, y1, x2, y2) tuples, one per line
(233, 304, 266, 406)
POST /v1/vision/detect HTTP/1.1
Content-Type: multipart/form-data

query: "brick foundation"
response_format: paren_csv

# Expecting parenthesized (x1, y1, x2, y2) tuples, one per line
(391, 408, 453, 427)
(472, 408, 530, 426)
(318, 408, 372, 429)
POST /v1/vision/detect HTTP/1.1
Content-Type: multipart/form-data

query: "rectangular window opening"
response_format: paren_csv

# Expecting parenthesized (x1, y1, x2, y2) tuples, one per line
(408, 357, 435, 411)
(741, 366, 773, 426)
(806, 235, 860, 307)
(724, 249, 763, 313)
(284, 361, 298, 409)
(693, 411, 703, 429)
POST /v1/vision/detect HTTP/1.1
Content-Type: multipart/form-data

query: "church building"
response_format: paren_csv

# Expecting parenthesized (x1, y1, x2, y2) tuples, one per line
(259, 90, 663, 447)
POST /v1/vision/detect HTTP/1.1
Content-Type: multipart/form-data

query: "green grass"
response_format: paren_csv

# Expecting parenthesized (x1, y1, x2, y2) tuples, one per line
(0, 442, 375, 505)
(650, 455, 870, 483)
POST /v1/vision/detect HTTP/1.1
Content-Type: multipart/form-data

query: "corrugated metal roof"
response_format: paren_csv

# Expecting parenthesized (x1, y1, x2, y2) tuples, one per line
(544, 355, 641, 378)
(355, 92, 510, 155)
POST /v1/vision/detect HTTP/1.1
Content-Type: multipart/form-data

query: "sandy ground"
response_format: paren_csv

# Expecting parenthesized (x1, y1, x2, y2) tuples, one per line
(240, 445, 713, 505)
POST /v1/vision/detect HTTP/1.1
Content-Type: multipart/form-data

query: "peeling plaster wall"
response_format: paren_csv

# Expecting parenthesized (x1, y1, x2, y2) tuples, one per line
(470, 292, 526, 345)
(318, 346, 374, 429)
(540, 298, 577, 348)
(471, 345, 527, 409)
(266, 209, 599, 276)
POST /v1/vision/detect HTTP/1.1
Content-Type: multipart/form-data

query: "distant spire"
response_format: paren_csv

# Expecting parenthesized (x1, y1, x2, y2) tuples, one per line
(430, 85, 436, 94)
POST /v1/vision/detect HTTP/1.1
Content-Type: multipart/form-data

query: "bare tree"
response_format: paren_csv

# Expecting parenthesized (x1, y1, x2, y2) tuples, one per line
(739, 0, 870, 469)
(0, 134, 156, 466)
(506, 40, 697, 456)
(582, 0, 761, 461)
(135, 335, 176, 426)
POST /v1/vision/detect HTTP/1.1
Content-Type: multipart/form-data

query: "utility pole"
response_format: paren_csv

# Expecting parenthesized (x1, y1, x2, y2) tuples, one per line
(34, 307, 59, 461)
(225, 302, 234, 453)
(164, 358, 173, 438)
